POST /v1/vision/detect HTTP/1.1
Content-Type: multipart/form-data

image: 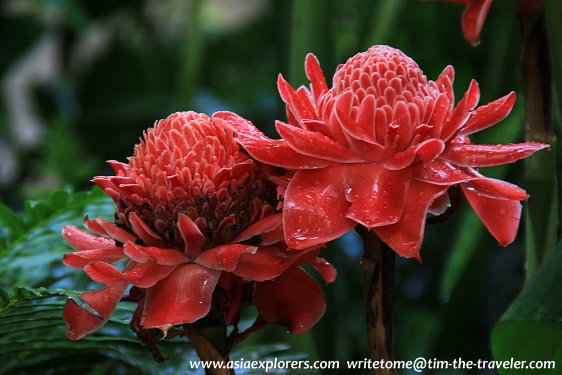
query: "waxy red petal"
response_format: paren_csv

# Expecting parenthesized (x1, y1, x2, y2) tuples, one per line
(374, 180, 448, 259)
(276, 120, 361, 163)
(63, 247, 126, 269)
(428, 191, 450, 216)
(277, 75, 316, 122)
(441, 142, 550, 167)
(233, 213, 283, 243)
(178, 214, 206, 259)
(62, 225, 116, 251)
(128, 212, 167, 248)
(414, 160, 474, 185)
(84, 262, 125, 285)
(64, 280, 128, 340)
(123, 242, 189, 266)
(346, 165, 412, 228)
(233, 246, 319, 282)
(459, 92, 517, 135)
(335, 91, 377, 144)
(461, 0, 494, 43)
(464, 178, 528, 201)
(305, 53, 328, 103)
(311, 257, 337, 284)
(462, 185, 521, 246)
(64, 262, 127, 340)
(141, 264, 221, 330)
(83, 218, 137, 244)
(123, 261, 177, 288)
(440, 79, 480, 140)
(213, 112, 334, 169)
(383, 138, 445, 170)
(284, 167, 355, 249)
(194, 244, 258, 272)
(254, 266, 326, 334)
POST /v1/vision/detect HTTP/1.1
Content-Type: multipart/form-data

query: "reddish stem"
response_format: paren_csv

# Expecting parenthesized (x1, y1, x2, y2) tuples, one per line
(357, 226, 397, 375)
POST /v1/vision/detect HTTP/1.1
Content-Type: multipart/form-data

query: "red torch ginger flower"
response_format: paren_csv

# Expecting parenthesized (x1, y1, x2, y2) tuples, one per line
(442, 0, 494, 44)
(215, 45, 549, 260)
(62, 111, 334, 340)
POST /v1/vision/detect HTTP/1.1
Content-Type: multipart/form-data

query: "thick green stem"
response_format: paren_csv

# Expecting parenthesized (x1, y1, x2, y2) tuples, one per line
(518, 0, 558, 281)
(357, 226, 397, 375)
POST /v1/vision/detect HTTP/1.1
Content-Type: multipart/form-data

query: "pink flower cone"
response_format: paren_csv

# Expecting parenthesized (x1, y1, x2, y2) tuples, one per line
(215, 45, 549, 260)
(62, 111, 335, 340)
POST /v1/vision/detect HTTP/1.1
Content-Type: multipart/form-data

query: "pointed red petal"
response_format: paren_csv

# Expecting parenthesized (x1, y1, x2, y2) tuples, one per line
(62, 225, 116, 251)
(459, 92, 517, 135)
(461, 0, 494, 43)
(83, 218, 137, 244)
(383, 138, 445, 170)
(178, 214, 206, 259)
(335, 91, 377, 144)
(254, 266, 326, 334)
(128, 212, 167, 248)
(465, 178, 528, 200)
(305, 53, 328, 103)
(233, 213, 283, 243)
(428, 191, 450, 216)
(276, 121, 361, 163)
(194, 244, 258, 272)
(84, 262, 125, 285)
(63, 247, 126, 269)
(441, 79, 480, 140)
(414, 160, 474, 185)
(239, 138, 335, 169)
(64, 281, 128, 340)
(436, 65, 455, 90)
(141, 264, 221, 329)
(441, 142, 550, 167)
(346, 165, 412, 228)
(284, 167, 355, 249)
(277, 74, 316, 121)
(123, 261, 177, 288)
(311, 257, 337, 284)
(123, 242, 189, 266)
(233, 246, 319, 281)
(462, 185, 521, 246)
(213, 111, 333, 169)
(374, 180, 448, 259)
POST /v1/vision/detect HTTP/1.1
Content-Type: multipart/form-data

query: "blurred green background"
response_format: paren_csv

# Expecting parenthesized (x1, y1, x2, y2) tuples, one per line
(0, 0, 561, 374)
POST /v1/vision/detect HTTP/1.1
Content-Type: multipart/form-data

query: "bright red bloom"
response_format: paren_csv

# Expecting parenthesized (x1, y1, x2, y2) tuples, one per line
(216, 45, 549, 260)
(442, 0, 494, 44)
(62, 111, 335, 340)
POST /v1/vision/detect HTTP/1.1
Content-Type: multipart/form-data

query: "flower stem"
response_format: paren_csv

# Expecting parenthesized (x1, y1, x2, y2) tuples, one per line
(184, 320, 233, 375)
(357, 226, 397, 374)
(517, 0, 558, 280)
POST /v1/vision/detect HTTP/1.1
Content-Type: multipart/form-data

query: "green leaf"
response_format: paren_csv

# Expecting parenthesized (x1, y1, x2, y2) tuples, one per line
(491, 241, 562, 374)
(0, 286, 187, 374)
(0, 204, 26, 243)
(0, 187, 114, 288)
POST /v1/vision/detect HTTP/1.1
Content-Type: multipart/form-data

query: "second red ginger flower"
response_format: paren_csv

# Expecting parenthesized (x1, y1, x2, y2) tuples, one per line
(62, 111, 334, 340)
(216, 45, 548, 260)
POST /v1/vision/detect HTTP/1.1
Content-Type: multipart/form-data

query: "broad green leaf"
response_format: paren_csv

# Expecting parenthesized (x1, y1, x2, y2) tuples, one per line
(0, 287, 186, 375)
(491, 241, 562, 374)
